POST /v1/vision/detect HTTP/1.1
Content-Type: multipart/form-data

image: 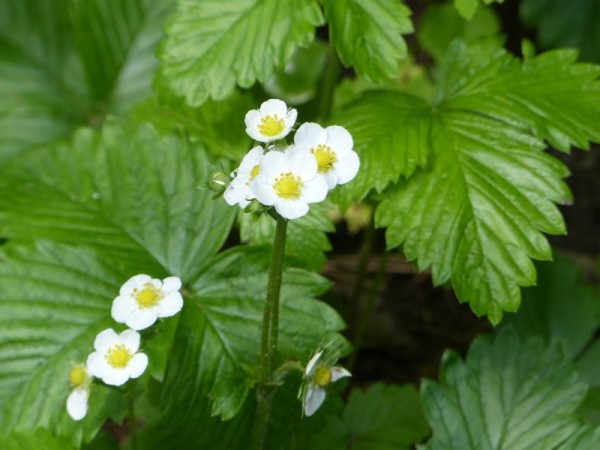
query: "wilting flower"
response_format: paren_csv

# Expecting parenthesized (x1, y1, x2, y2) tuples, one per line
(66, 364, 92, 421)
(87, 329, 148, 386)
(300, 351, 351, 417)
(245, 99, 297, 143)
(251, 146, 327, 220)
(111, 275, 183, 331)
(294, 122, 359, 190)
(223, 146, 265, 208)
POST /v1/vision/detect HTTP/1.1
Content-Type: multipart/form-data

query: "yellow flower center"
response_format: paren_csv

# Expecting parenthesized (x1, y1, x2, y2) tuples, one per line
(273, 172, 303, 200)
(68, 366, 87, 387)
(105, 345, 133, 368)
(311, 144, 337, 173)
(258, 115, 285, 137)
(314, 366, 332, 387)
(135, 285, 161, 308)
(250, 164, 260, 181)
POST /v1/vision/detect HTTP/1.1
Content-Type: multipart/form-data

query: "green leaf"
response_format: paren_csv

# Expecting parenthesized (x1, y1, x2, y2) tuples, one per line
(208, 371, 254, 420)
(520, 0, 600, 63)
(558, 425, 600, 449)
(0, 121, 235, 282)
(418, 2, 501, 61)
(454, 0, 479, 20)
(0, 242, 132, 443)
(129, 92, 254, 160)
(140, 245, 349, 447)
(240, 202, 334, 270)
(157, 0, 323, 106)
(322, 0, 413, 84)
(311, 383, 429, 450)
(0, 0, 171, 162)
(330, 91, 431, 208)
(367, 40, 600, 322)
(0, 429, 77, 450)
(508, 256, 600, 358)
(422, 327, 588, 449)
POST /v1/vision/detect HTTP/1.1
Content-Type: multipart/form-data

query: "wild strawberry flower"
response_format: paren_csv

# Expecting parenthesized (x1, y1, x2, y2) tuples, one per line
(245, 99, 297, 143)
(87, 329, 148, 386)
(66, 364, 92, 421)
(300, 351, 351, 417)
(224, 146, 265, 208)
(111, 274, 183, 331)
(294, 123, 360, 190)
(251, 146, 328, 220)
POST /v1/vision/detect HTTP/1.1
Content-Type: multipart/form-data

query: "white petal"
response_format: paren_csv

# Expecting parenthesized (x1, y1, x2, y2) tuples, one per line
(238, 146, 265, 174)
(326, 125, 353, 157)
(67, 388, 89, 421)
(244, 109, 261, 130)
(260, 99, 287, 117)
(299, 175, 328, 204)
(120, 275, 151, 296)
(86, 352, 108, 378)
(330, 366, 352, 382)
(125, 308, 158, 331)
(120, 329, 141, 353)
(274, 200, 309, 220)
(305, 351, 323, 375)
(286, 146, 317, 180)
(335, 151, 360, 185)
(285, 108, 298, 128)
(294, 122, 327, 149)
(251, 179, 277, 206)
(259, 150, 286, 181)
(322, 171, 338, 190)
(304, 386, 326, 417)
(149, 278, 162, 290)
(162, 276, 182, 293)
(111, 295, 138, 324)
(94, 329, 118, 353)
(102, 368, 130, 386)
(157, 292, 184, 318)
(128, 353, 149, 379)
(224, 178, 251, 206)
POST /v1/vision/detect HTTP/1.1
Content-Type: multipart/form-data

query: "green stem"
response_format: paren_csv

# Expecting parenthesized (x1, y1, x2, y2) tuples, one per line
(128, 384, 138, 450)
(348, 216, 375, 334)
(318, 46, 341, 122)
(348, 251, 389, 371)
(252, 214, 288, 450)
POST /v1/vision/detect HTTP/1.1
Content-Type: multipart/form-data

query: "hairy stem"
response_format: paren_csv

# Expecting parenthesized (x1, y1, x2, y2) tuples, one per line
(348, 216, 375, 335)
(252, 214, 288, 449)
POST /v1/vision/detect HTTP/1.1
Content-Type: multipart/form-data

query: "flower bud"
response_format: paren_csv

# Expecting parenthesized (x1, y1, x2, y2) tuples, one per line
(208, 171, 230, 194)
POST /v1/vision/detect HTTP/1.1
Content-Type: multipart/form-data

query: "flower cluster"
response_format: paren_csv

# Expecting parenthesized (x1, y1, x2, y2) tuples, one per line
(223, 99, 360, 220)
(299, 350, 351, 416)
(66, 275, 183, 421)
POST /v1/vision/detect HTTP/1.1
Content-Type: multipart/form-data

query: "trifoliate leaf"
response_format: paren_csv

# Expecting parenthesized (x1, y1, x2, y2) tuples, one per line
(311, 383, 429, 450)
(0, 121, 234, 281)
(508, 257, 600, 358)
(321, 0, 413, 83)
(0, 0, 171, 162)
(0, 242, 135, 444)
(422, 327, 588, 449)
(341, 40, 600, 322)
(240, 202, 334, 270)
(521, 0, 600, 63)
(157, 0, 323, 106)
(0, 429, 77, 450)
(331, 91, 431, 208)
(139, 245, 349, 447)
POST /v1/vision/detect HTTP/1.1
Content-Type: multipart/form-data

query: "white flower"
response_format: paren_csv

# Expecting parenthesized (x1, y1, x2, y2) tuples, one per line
(294, 123, 359, 190)
(86, 329, 148, 386)
(223, 146, 265, 208)
(66, 364, 92, 421)
(245, 99, 297, 142)
(111, 274, 183, 331)
(251, 146, 328, 220)
(301, 351, 351, 417)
